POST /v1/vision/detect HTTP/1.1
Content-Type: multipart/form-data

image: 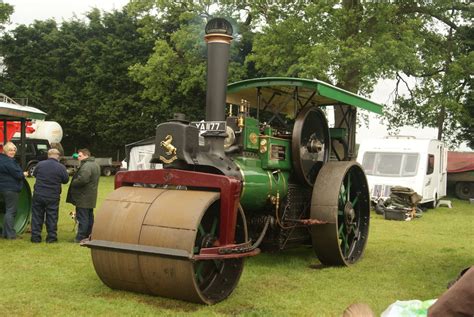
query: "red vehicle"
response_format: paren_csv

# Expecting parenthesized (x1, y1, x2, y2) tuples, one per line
(0, 121, 36, 150)
(447, 151, 474, 200)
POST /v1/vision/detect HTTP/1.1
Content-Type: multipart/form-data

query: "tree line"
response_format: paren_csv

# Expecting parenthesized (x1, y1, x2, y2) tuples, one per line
(0, 0, 472, 157)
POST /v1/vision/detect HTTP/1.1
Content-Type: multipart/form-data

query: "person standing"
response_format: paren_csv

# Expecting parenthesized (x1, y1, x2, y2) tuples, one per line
(30, 148, 69, 243)
(66, 148, 100, 243)
(0, 142, 27, 239)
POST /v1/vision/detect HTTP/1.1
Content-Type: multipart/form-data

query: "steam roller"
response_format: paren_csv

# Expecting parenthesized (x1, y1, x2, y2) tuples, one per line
(84, 17, 384, 304)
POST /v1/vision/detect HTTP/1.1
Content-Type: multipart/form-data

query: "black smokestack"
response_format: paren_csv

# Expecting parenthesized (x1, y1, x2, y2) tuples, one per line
(205, 18, 233, 122)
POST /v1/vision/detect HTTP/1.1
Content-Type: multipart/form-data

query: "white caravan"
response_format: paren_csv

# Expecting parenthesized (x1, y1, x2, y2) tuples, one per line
(356, 136, 447, 207)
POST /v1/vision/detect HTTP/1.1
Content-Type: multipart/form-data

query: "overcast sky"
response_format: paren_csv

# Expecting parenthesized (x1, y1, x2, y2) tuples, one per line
(7, 0, 128, 26)
(6, 0, 468, 149)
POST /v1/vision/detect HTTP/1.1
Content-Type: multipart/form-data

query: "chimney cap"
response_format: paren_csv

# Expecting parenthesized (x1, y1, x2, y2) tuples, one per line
(170, 112, 188, 123)
(205, 18, 233, 36)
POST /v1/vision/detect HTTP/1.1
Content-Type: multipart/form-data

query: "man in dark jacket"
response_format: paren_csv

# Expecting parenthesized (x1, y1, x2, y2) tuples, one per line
(66, 148, 100, 243)
(31, 148, 69, 243)
(0, 142, 27, 239)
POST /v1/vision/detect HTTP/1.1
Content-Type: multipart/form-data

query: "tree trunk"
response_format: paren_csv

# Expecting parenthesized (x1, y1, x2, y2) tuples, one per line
(333, 0, 363, 160)
(437, 104, 445, 141)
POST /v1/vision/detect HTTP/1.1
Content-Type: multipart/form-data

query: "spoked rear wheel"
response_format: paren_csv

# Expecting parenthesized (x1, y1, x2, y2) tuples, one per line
(310, 162, 370, 266)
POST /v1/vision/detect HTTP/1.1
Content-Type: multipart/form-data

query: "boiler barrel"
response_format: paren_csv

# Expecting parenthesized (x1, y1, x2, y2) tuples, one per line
(235, 157, 289, 212)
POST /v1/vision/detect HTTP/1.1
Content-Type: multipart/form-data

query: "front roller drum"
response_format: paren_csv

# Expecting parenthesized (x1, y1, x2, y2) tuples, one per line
(89, 186, 245, 304)
(310, 161, 370, 266)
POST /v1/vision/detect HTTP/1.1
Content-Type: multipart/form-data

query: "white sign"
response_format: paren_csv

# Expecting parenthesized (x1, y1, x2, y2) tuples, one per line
(190, 121, 226, 132)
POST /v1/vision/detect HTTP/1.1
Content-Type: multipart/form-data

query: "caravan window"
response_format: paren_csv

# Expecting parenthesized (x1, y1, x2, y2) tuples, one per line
(361, 152, 420, 177)
(376, 153, 403, 176)
(427, 154, 435, 175)
(361, 153, 376, 174)
(403, 154, 419, 176)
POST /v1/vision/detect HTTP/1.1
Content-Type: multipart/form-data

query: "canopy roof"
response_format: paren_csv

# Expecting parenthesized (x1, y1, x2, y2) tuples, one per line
(0, 94, 46, 121)
(0, 101, 47, 120)
(226, 77, 383, 117)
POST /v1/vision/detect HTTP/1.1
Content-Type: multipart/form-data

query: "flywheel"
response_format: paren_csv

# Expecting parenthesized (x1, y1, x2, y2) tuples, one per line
(89, 186, 247, 304)
(292, 106, 330, 187)
(310, 161, 370, 266)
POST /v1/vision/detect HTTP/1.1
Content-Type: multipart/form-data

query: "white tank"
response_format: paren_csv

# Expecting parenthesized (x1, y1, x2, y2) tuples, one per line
(14, 120, 63, 143)
(33, 121, 63, 143)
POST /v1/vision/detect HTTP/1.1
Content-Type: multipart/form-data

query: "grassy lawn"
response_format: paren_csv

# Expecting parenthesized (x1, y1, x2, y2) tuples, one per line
(1, 177, 472, 316)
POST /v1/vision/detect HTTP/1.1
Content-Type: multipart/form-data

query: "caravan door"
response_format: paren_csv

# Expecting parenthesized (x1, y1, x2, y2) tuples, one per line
(423, 141, 446, 204)
(438, 143, 448, 197)
(424, 152, 436, 202)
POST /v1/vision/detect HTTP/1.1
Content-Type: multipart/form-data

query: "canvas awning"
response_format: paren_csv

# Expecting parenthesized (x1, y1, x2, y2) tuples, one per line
(226, 77, 383, 117)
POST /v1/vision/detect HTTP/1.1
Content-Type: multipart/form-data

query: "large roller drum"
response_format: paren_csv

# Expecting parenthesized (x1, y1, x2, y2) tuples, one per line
(90, 186, 245, 304)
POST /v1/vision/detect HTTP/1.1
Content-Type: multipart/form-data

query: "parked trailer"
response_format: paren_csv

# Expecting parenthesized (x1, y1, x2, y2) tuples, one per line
(356, 136, 447, 208)
(447, 151, 474, 200)
(61, 156, 121, 176)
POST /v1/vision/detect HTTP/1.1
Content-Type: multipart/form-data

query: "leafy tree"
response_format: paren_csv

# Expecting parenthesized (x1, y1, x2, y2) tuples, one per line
(224, 0, 472, 147)
(126, 0, 254, 122)
(0, 1, 13, 73)
(212, 0, 428, 154)
(460, 85, 473, 148)
(3, 0, 471, 157)
(0, 8, 155, 156)
(384, 3, 473, 148)
(128, 0, 473, 151)
(0, 1, 13, 33)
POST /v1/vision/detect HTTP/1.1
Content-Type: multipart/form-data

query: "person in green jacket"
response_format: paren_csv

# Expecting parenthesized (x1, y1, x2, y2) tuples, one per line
(66, 148, 100, 243)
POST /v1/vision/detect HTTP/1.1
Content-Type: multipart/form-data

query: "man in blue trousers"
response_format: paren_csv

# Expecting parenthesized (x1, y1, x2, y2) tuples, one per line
(31, 148, 69, 243)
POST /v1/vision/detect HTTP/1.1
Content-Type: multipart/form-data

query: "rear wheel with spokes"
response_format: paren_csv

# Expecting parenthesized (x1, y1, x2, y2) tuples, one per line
(310, 162, 370, 266)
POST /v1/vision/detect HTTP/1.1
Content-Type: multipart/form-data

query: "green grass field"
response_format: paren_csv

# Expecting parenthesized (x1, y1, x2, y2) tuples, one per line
(0, 177, 472, 316)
